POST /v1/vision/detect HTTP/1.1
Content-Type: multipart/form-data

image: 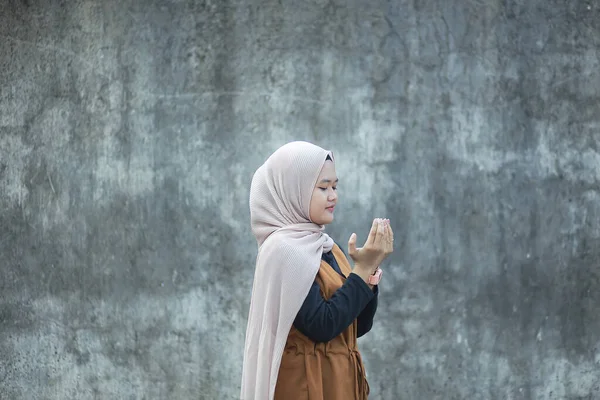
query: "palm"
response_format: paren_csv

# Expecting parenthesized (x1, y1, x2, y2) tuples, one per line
(348, 218, 393, 269)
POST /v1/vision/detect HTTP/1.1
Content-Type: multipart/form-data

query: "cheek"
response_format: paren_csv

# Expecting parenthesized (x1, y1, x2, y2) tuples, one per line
(316, 191, 328, 207)
(310, 191, 325, 212)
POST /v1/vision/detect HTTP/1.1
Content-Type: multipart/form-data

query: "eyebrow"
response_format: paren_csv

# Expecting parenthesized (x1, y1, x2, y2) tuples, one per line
(319, 178, 339, 184)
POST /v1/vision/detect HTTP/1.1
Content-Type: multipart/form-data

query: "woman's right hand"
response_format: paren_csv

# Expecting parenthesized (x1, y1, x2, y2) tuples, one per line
(348, 218, 394, 280)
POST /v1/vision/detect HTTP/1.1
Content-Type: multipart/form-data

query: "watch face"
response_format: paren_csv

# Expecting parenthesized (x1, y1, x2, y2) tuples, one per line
(369, 268, 382, 284)
(369, 269, 382, 284)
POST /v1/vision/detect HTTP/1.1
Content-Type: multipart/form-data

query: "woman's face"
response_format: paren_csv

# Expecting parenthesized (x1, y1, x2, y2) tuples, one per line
(309, 160, 338, 225)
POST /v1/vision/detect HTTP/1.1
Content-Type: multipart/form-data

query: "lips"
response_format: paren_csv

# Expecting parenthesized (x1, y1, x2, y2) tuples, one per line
(326, 206, 335, 212)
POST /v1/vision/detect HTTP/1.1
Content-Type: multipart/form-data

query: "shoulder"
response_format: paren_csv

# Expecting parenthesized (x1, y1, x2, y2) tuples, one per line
(260, 234, 302, 260)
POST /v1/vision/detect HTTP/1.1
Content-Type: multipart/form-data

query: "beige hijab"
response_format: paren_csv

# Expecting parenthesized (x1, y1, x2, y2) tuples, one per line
(240, 141, 335, 400)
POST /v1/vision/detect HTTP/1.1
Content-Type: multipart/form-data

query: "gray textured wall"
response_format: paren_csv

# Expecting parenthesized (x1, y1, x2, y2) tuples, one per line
(1, 0, 600, 399)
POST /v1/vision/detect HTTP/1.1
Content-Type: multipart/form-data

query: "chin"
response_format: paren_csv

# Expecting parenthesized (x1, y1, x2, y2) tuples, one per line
(311, 211, 334, 225)
(319, 215, 334, 225)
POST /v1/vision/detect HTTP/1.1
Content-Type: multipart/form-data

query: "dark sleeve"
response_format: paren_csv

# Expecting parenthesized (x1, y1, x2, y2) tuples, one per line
(357, 284, 379, 337)
(293, 273, 375, 343)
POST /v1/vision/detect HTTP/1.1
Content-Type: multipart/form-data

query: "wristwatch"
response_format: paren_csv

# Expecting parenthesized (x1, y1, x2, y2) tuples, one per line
(368, 268, 383, 285)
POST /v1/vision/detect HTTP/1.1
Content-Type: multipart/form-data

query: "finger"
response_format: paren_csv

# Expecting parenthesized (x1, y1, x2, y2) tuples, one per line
(388, 221, 395, 252)
(348, 233, 357, 255)
(374, 219, 385, 246)
(366, 218, 379, 246)
(385, 221, 393, 252)
(385, 220, 392, 238)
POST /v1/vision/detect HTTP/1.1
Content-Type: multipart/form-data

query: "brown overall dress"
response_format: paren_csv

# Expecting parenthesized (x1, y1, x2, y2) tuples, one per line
(274, 244, 370, 399)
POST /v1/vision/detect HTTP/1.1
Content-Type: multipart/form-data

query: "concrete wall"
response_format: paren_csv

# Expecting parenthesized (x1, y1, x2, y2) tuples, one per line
(1, 0, 600, 398)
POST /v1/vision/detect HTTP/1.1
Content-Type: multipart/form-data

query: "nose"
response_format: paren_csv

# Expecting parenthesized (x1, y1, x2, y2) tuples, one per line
(328, 189, 337, 201)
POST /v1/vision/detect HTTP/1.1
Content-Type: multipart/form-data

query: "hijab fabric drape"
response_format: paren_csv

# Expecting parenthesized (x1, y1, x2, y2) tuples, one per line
(240, 141, 335, 400)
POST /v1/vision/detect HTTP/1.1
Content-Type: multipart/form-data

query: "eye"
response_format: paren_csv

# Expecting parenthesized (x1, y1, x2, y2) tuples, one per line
(332, 186, 337, 190)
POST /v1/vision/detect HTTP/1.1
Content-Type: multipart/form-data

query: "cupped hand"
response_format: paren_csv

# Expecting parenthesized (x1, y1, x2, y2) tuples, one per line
(348, 218, 394, 274)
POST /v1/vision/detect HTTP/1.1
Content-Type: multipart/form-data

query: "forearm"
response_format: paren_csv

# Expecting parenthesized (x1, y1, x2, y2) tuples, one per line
(357, 285, 379, 337)
(293, 274, 375, 343)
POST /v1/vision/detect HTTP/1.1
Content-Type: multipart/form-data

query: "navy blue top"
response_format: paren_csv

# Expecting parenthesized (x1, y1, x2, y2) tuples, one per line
(293, 245, 379, 343)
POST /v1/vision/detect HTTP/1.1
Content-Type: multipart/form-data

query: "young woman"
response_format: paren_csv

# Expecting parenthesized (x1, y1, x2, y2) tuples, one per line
(240, 141, 394, 400)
